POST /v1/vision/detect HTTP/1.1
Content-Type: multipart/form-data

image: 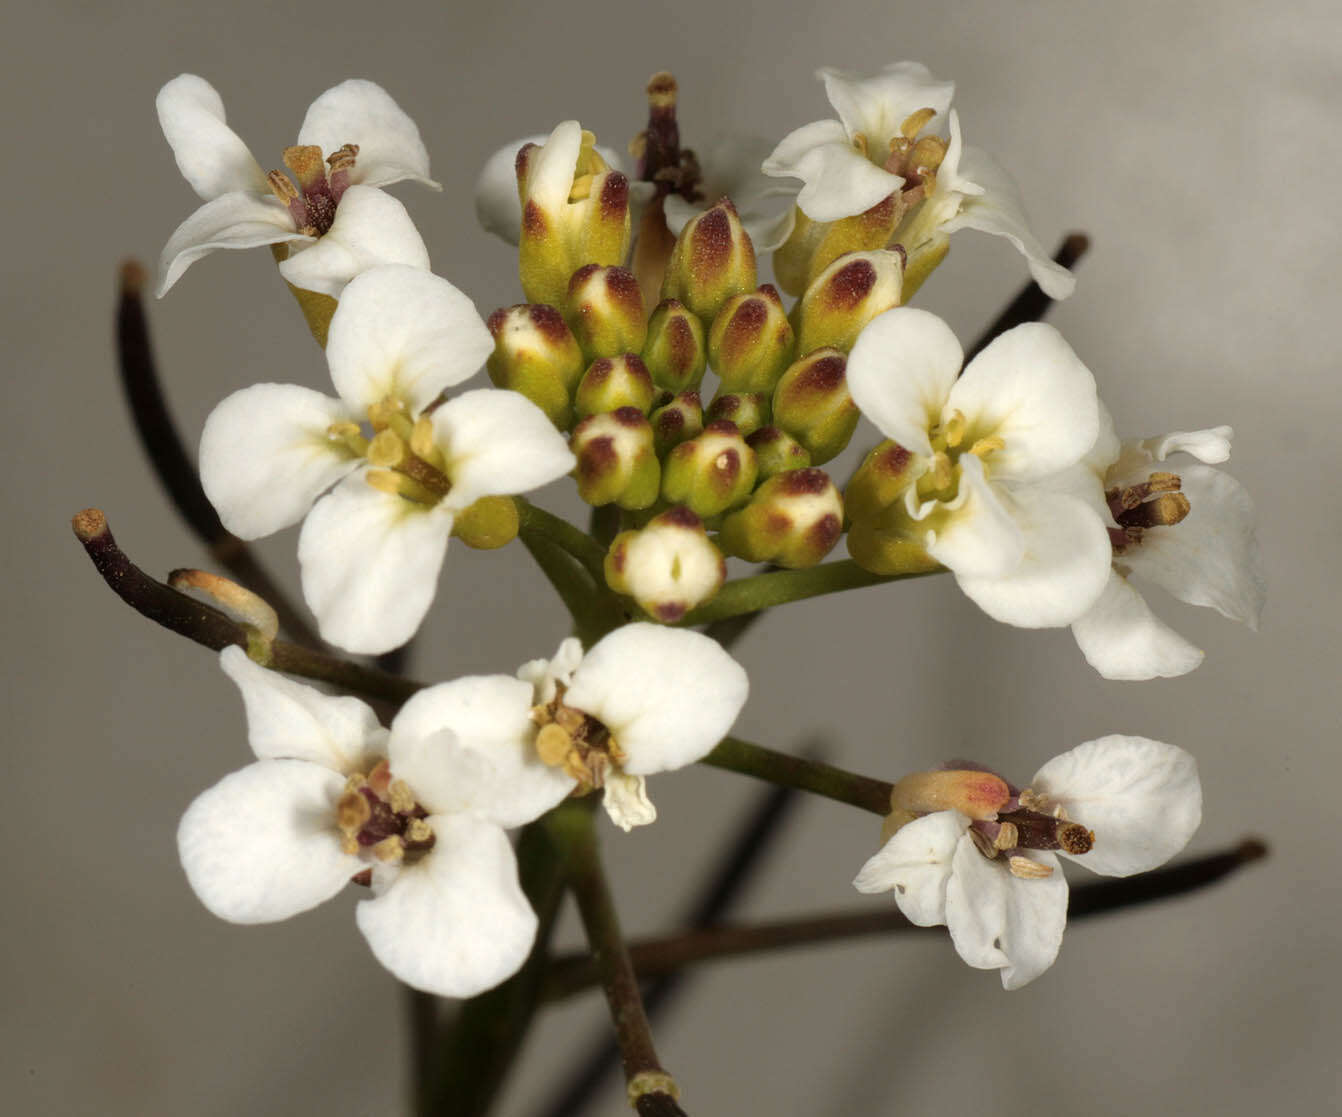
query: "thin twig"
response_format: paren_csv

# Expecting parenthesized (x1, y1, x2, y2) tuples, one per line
(702, 737, 893, 815)
(963, 233, 1090, 363)
(541, 838, 1268, 1000)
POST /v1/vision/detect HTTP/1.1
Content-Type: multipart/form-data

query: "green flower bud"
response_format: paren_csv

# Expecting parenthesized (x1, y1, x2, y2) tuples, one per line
(708, 284, 795, 393)
(661, 420, 758, 518)
(746, 425, 811, 480)
(718, 468, 843, 569)
(642, 298, 708, 392)
(604, 506, 726, 622)
(771, 349, 860, 465)
(844, 439, 920, 524)
(705, 392, 770, 437)
(792, 249, 904, 355)
(565, 264, 647, 360)
(451, 495, 520, 550)
(661, 198, 757, 323)
(847, 516, 941, 576)
(571, 407, 661, 509)
(486, 304, 585, 430)
(649, 390, 704, 456)
(772, 196, 902, 297)
(574, 353, 656, 419)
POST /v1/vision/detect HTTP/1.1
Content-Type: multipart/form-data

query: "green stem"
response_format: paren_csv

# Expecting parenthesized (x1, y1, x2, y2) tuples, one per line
(702, 737, 893, 815)
(518, 532, 630, 645)
(681, 560, 942, 626)
(517, 498, 609, 582)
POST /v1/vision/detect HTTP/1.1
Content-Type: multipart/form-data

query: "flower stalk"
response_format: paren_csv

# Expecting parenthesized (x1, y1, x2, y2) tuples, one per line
(702, 736, 893, 814)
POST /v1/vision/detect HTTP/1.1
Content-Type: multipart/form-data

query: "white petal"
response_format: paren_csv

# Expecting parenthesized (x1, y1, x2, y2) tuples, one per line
(1125, 465, 1265, 627)
(388, 675, 575, 828)
(475, 134, 549, 245)
(853, 811, 967, 927)
(157, 193, 307, 297)
(298, 475, 455, 654)
(157, 74, 266, 202)
(956, 488, 1111, 628)
(219, 646, 384, 772)
(277, 185, 430, 299)
(944, 838, 1067, 989)
(355, 814, 537, 997)
(1031, 736, 1202, 877)
(846, 307, 962, 457)
(819, 62, 955, 147)
(177, 759, 354, 923)
(517, 637, 585, 706)
(1071, 572, 1204, 681)
(325, 264, 492, 414)
(431, 389, 576, 510)
(199, 383, 361, 538)
(922, 455, 1024, 578)
(763, 120, 902, 223)
(942, 145, 1076, 299)
(564, 624, 749, 776)
(1146, 426, 1233, 464)
(603, 772, 657, 832)
(297, 79, 439, 190)
(948, 323, 1098, 482)
(526, 121, 583, 212)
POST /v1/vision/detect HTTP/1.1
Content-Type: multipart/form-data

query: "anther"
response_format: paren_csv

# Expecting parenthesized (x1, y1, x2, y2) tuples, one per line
(1008, 856, 1055, 879)
(388, 779, 416, 815)
(535, 723, 574, 767)
(994, 821, 1019, 850)
(371, 836, 405, 863)
(900, 107, 938, 141)
(969, 435, 1005, 458)
(942, 411, 966, 449)
(1118, 491, 1191, 529)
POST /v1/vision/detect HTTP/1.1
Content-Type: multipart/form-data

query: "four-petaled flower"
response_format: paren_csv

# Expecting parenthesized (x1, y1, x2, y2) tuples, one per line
(156, 74, 437, 297)
(854, 736, 1202, 988)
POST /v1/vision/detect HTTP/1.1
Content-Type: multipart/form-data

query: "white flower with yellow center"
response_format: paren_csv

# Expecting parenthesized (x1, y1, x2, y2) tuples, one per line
(198, 264, 575, 654)
(156, 73, 436, 296)
(846, 307, 1111, 627)
(178, 648, 565, 997)
(854, 736, 1202, 988)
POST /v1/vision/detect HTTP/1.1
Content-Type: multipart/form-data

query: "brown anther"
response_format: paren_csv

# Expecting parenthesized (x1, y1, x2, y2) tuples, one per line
(900, 107, 938, 141)
(969, 828, 999, 859)
(266, 169, 300, 203)
(282, 145, 329, 193)
(1008, 856, 1055, 879)
(372, 835, 405, 863)
(326, 143, 359, 172)
(367, 759, 393, 799)
(1120, 491, 1191, 529)
(388, 779, 416, 815)
(994, 821, 1019, 851)
(536, 723, 574, 767)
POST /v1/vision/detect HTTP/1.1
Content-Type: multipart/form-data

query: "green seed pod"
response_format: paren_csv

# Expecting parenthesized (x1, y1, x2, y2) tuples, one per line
(574, 353, 656, 419)
(642, 298, 707, 392)
(571, 407, 661, 509)
(708, 284, 795, 393)
(604, 505, 726, 622)
(718, 468, 844, 569)
(844, 439, 921, 524)
(661, 198, 757, 324)
(792, 249, 904, 355)
(486, 304, 585, 430)
(746, 425, 811, 480)
(565, 264, 647, 360)
(649, 390, 704, 456)
(771, 349, 860, 465)
(705, 392, 770, 438)
(660, 420, 758, 518)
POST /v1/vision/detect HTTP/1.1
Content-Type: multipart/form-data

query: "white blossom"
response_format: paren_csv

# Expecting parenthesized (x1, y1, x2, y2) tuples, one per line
(854, 736, 1202, 988)
(662, 136, 799, 251)
(156, 74, 436, 296)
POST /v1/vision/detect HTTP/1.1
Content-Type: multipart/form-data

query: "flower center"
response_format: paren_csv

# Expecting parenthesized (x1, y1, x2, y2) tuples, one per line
(1105, 470, 1190, 553)
(326, 397, 454, 508)
(530, 684, 625, 790)
(335, 757, 435, 877)
(266, 142, 359, 236)
(914, 410, 1004, 503)
(853, 107, 949, 206)
(968, 787, 1094, 879)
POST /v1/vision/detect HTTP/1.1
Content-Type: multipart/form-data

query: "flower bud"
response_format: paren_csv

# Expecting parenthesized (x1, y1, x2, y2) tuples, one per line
(571, 407, 661, 509)
(660, 198, 757, 324)
(517, 123, 631, 307)
(604, 506, 726, 622)
(565, 264, 647, 360)
(718, 468, 843, 569)
(772, 196, 902, 297)
(771, 349, 860, 465)
(846, 516, 940, 576)
(705, 392, 769, 437)
(661, 420, 758, 518)
(574, 354, 656, 419)
(844, 439, 920, 523)
(486, 304, 585, 429)
(649, 390, 704, 456)
(746, 425, 810, 480)
(708, 284, 795, 393)
(642, 298, 708, 393)
(451, 495, 520, 550)
(791, 249, 904, 355)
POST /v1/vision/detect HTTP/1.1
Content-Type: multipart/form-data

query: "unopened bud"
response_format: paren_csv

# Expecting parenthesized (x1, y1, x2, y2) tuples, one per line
(705, 392, 769, 437)
(574, 353, 656, 419)
(571, 407, 660, 509)
(773, 196, 902, 297)
(661, 198, 757, 323)
(649, 390, 704, 455)
(642, 298, 708, 392)
(771, 349, 860, 465)
(844, 439, 920, 523)
(792, 249, 904, 355)
(605, 506, 726, 622)
(890, 769, 1010, 821)
(487, 304, 585, 429)
(451, 495, 520, 550)
(846, 516, 941, 576)
(746, 425, 811, 480)
(708, 284, 795, 393)
(661, 420, 758, 518)
(565, 264, 647, 359)
(718, 468, 843, 568)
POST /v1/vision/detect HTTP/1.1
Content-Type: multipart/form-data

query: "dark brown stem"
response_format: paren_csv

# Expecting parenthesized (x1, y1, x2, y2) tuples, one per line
(116, 260, 321, 647)
(73, 508, 421, 706)
(963, 233, 1090, 364)
(541, 838, 1268, 1000)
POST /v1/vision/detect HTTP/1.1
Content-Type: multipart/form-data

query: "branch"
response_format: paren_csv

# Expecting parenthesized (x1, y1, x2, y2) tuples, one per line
(701, 736, 893, 815)
(516, 498, 609, 582)
(541, 837, 1268, 1000)
(964, 233, 1090, 363)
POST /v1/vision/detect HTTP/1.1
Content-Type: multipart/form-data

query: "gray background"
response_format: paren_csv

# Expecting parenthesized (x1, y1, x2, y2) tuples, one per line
(7, 0, 1339, 1113)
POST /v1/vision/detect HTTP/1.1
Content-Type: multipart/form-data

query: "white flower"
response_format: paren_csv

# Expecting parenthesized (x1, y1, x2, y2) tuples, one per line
(156, 74, 436, 297)
(662, 136, 799, 252)
(178, 647, 563, 997)
(516, 624, 749, 831)
(762, 62, 1073, 298)
(854, 736, 1202, 988)
(198, 264, 575, 653)
(1071, 415, 1265, 680)
(846, 307, 1111, 627)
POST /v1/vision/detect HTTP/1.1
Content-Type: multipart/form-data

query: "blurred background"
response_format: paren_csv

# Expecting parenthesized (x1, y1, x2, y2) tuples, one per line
(6, 0, 1339, 1112)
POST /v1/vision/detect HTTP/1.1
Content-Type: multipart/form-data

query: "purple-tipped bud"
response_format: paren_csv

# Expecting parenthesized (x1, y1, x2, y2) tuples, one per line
(708, 284, 795, 394)
(486, 304, 585, 430)
(718, 468, 843, 569)
(642, 298, 707, 392)
(574, 353, 657, 419)
(660, 420, 758, 518)
(747, 425, 811, 480)
(570, 407, 661, 509)
(792, 249, 904, 355)
(771, 349, 860, 465)
(773, 196, 903, 297)
(649, 390, 704, 456)
(660, 198, 758, 323)
(844, 439, 921, 523)
(705, 392, 770, 437)
(604, 506, 726, 623)
(565, 264, 647, 360)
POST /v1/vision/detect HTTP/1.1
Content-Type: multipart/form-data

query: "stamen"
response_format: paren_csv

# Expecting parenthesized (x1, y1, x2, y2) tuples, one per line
(410, 416, 445, 469)
(536, 723, 574, 767)
(909, 135, 948, 175)
(942, 410, 966, 449)
(388, 779, 416, 815)
(326, 421, 369, 457)
(267, 170, 313, 232)
(364, 469, 440, 505)
(994, 821, 1019, 850)
(1008, 856, 1054, 879)
(371, 835, 405, 863)
(282, 145, 329, 195)
(900, 107, 938, 141)
(853, 132, 870, 159)
(1119, 492, 1190, 529)
(569, 173, 595, 203)
(968, 435, 1005, 458)
(326, 143, 359, 202)
(367, 429, 409, 469)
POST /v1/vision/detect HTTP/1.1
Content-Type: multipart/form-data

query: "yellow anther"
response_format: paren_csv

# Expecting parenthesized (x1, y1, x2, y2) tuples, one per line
(336, 789, 371, 836)
(282, 145, 327, 191)
(405, 818, 433, 844)
(942, 410, 966, 449)
(366, 429, 408, 468)
(569, 173, 595, 203)
(853, 132, 870, 159)
(388, 779, 416, 815)
(364, 469, 439, 505)
(909, 135, 948, 174)
(410, 416, 444, 469)
(1008, 856, 1055, 880)
(327, 421, 369, 457)
(372, 836, 405, 863)
(366, 397, 409, 432)
(929, 450, 954, 491)
(994, 821, 1019, 851)
(969, 435, 1005, 458)
(536, 723, 574, 767)
(900, 107, 938, 141)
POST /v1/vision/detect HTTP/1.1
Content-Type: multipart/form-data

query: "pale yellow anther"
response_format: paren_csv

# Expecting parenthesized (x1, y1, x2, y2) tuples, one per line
(266, 169, 300, 203)
(336, 789, 372, 836)
(388, 779, 416, 815)
(366, 398, 409, 433)
(930, 450, 954, 491)
(367, 429, 408, 468)
(364, 469, 439, 505)
(853, 132, 871, 159)
(536, 723, 574, 767)
(568, 173, 595, 203)
(327, 421, 369, 457)
(282, 145, 327, 190)
(943, 410, 966, 449)
(994, 821, 1019, 850)
(909, 135, 948, 174)
(409, 416, 444, 468)
(1008, 856, 1055, 880)
(900, 107, 938, 141)
(405, 818, 433, 844)
(969, 435, 1006, 458)
(372, 836, 405, 863)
